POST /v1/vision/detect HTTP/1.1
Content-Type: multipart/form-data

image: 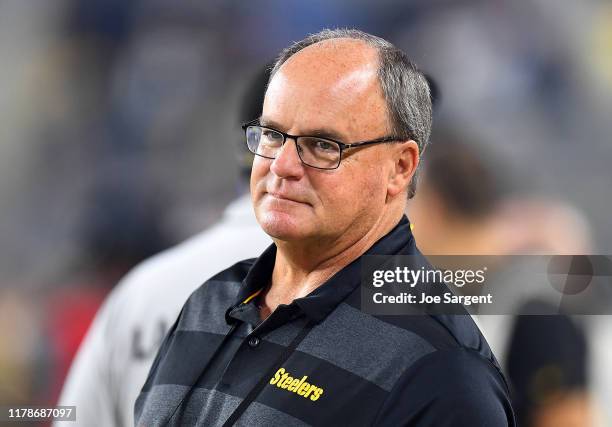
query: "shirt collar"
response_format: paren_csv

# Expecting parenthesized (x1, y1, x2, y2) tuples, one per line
(227, 215, 417, 324)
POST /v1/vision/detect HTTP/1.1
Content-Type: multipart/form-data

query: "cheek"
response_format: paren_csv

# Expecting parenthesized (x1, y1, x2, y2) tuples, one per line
(351, 159, 387, 196)
(316, 166, 386, 216)
(250, 157, 270, 195)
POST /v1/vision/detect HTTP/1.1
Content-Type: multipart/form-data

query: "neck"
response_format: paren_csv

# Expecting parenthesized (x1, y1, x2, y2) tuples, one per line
(259, 210, 403, 319)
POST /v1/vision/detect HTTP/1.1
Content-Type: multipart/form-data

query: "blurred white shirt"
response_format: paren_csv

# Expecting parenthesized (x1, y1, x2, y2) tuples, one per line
(55, 194, 271, 427)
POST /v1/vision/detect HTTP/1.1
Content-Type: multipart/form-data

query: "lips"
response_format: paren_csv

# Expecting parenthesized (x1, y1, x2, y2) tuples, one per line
(266, 191, 308, 205)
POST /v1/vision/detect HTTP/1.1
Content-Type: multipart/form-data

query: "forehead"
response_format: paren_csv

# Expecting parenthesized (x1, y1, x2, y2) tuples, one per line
(263, 39, 389, 137)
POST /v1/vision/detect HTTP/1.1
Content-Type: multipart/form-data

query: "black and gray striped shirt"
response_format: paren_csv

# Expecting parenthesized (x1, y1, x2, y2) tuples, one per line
(135, 216, 515, 426)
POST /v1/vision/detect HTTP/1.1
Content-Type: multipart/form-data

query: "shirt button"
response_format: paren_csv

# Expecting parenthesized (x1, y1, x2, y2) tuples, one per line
(248, 336, 260, 348)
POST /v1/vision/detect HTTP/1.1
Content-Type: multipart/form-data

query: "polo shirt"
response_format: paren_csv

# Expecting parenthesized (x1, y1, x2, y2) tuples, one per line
(135, 216, 515, 426)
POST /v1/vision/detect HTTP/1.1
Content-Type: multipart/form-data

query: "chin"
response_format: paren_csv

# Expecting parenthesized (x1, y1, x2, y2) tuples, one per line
(256, 210, 313, 241)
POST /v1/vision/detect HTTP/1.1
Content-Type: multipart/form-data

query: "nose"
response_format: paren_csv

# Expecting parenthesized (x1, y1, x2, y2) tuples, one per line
(269, 137, 305, 179)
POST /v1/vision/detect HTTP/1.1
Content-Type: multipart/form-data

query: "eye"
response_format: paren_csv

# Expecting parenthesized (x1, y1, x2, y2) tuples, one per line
(260, 129, 284, 146)
(313, 139, 335, 151)
(262, 130, 282, 140)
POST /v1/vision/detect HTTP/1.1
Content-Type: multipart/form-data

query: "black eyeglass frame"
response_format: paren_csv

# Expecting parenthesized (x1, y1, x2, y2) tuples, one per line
(241, 118, 406, 170)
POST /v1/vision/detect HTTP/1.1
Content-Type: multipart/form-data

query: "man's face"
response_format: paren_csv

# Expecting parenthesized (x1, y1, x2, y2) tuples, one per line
(250, 40, 399, 244)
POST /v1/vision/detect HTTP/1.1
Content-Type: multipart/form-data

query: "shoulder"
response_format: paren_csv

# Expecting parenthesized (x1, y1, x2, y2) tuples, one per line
(342, 283, 513, 423)
(102, 217, 268, 326)
(92, 232, 221, 339)
(112, 197, 269, 304)
(174, 258, 257, 331)
(182, 258, 255, 304)
(104, 195, 269, 320)
(358, 298, 506, 388)
(374, 347, 515, 426)
(345, 285, 496, 358)
(404, 347, 509, 398)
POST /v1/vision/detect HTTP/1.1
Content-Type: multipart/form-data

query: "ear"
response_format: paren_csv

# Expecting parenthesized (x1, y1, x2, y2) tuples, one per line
(387, 140, 419, 198)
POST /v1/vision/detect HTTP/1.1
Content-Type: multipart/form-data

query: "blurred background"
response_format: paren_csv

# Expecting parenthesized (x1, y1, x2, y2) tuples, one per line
(0, 0, 611, 425)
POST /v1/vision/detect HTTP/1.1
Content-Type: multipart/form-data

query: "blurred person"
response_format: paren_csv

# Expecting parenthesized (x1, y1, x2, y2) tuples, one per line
(55, 67, 272, 427)
(407, 126, 595, 348)
(408, 125, 517, 257)
(44, 188, 171, 406)
(135, 29, 514, 426)
(408, 126, 592, 257)
(408, 126, 601, 425)
(506, 300, 596, 427)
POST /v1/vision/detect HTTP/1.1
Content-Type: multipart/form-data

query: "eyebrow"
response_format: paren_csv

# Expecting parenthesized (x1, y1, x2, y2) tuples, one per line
(259, 117, 347, 142)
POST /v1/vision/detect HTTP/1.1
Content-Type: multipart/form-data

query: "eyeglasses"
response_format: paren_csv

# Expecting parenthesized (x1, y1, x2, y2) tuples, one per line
(242, 119, 404, 170)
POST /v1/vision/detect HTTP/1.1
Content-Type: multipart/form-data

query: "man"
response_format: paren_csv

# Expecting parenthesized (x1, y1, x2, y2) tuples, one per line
(135, 29, 515, 426)
(55, 68, 272, 427)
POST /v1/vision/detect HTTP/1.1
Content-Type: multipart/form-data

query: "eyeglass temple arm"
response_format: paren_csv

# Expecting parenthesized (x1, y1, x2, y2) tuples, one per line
(343, 137, 402, 149)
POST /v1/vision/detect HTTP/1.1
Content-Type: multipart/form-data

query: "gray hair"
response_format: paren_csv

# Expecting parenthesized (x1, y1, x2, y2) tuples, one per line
(269, 28, 433, 198)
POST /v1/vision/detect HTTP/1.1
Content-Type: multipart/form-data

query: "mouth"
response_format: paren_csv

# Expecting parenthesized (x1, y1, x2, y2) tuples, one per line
(266, 191, 309, 206)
